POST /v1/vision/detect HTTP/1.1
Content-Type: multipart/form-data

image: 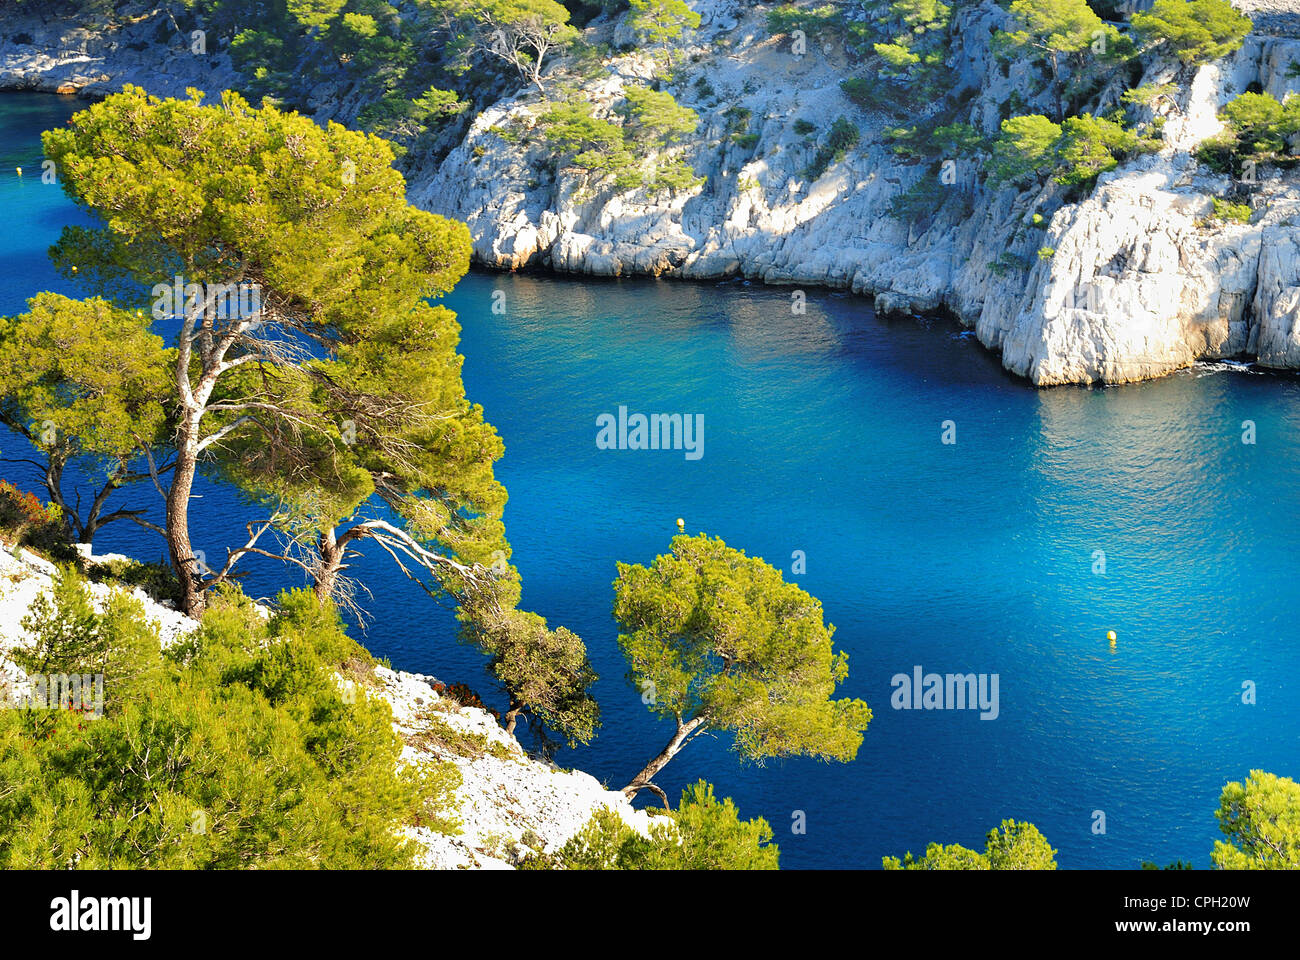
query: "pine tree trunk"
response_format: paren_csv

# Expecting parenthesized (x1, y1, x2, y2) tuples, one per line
(621, 715, 705, 797)
(314, 528, 343, 602)
(43, 450, 79, 543)
(167, 409, 203, 618)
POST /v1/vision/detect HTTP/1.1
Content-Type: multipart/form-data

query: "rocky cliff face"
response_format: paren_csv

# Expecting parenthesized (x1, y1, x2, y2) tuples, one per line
(3, 0, 1300, 385)
(409, 0, 1300, 385)
(0, 542, 648, 869)
(1010, 32, 1300, 384)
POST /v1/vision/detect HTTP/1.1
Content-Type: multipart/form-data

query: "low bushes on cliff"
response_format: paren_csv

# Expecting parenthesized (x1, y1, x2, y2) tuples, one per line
(0, 480, 73, 561)
(1197, 91, 1300, 174)
(0, 572, 460, 868)
(806, 116, 862, 181)
(990, 111, 1155, 190)
(523, 780, 779, 869)
(533, 83, 702, 197)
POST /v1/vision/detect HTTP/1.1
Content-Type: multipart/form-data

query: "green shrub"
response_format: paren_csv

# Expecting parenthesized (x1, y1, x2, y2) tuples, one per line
(887, 121, 984, 161)
(1210, 197, 1253, 223)
(840, 76, 908, 118)
(1196, 91, 1300, 173)
(888, 174, 974, 225)
(1222, 92, 1300, 157)
(83, 556, 183, 606)
(989, 113, 1140, 189)
(1055, 113, 1139, 186)
(524, 780, 779, 870)
(722, 104, 752, 132)
(1121, 83, 1177, 109)
(0, 574, 460, 868)
(806, 116, 861, 180)
(357, 86, 467, 144)
(0, 480, 72, 560)
(766, 3, 838, 40)
(987, 251, 1030, 277)
(1195, 132, 1240, 173)
(989, 114, 1062, 185)
(538, 87, 700, 196)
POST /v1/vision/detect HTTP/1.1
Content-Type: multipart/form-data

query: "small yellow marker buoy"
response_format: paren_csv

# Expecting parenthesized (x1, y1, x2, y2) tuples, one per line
(676, 518, 685, 532)
(15, 167, 21, 176)
(1107, 630, 1117, 651)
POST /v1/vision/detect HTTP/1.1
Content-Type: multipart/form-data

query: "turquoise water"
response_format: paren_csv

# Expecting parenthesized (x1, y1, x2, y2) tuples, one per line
(5, 94, 1300, 869)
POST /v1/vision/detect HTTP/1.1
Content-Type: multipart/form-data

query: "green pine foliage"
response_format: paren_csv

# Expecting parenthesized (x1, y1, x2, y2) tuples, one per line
(525, 780, 779, 869)
(765, 3, 839, 41)
(1212, 770, 1300, 869)
(536, 84, 702, 196)
(1054, 113, 1141, 185)
(614, 534, 871, 796)
(0, 294, 174, 544)
(0, 570, 460, 868)
(806, 116, 862, 180)
(1132, 0, 1251, 65)
(989, 111, 1145, 188)
(1197, 91, 1300, 171)
(989, 114, 1064, 185)
(883, 820, 1058, 870)
(627, 0, 701, 66)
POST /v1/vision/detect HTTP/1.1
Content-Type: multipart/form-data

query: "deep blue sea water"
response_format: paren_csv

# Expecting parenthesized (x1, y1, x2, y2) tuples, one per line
(4, 93, 1299, 869)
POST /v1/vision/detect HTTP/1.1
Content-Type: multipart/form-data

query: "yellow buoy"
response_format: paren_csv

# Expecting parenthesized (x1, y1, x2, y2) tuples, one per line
(675, 518, 685, 531)
(15, 167, 21, 176)
(1106, 630, 1117, 642)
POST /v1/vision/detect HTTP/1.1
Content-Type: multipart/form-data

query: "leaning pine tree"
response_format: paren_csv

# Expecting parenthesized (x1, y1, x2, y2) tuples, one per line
(39, 86, 600, 751)
(42, 85, 472, 618)
(613, 533, 872, 804)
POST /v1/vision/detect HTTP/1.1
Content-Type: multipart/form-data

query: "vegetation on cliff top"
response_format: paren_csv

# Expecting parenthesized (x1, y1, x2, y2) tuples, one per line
(0, 568, 460, 868)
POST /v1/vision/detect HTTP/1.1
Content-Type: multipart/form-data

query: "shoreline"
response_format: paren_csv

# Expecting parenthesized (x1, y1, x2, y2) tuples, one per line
(4, 5, 1300, 388)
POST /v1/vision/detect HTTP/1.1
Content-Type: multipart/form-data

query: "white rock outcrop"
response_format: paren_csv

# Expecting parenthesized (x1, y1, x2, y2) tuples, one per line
(4, 0, 1300, 386)
(410, 1, 1300, 385)
(0, 543, 645, 869)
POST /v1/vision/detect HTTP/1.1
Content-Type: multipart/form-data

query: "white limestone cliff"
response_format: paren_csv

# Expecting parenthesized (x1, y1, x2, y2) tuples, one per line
(4, 0, 1300, 385)
(408, 0, 1300, 385)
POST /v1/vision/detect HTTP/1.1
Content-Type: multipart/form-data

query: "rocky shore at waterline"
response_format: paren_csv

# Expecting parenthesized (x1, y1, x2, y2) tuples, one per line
(3, 1, 1300, 387)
